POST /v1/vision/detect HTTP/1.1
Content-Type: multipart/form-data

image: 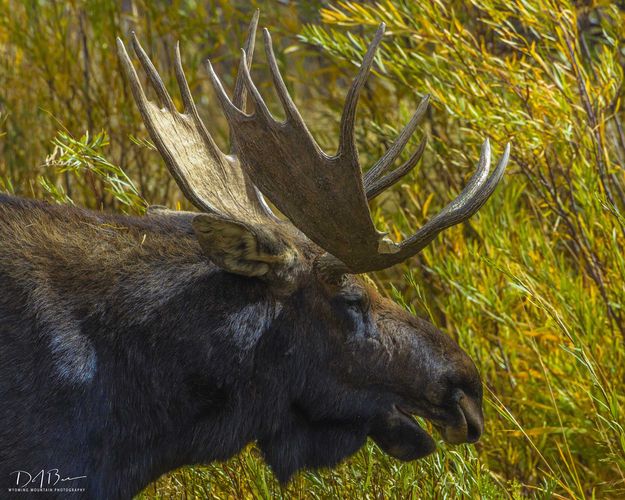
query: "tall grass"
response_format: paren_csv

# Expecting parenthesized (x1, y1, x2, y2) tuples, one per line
(1, 0, 624, 498)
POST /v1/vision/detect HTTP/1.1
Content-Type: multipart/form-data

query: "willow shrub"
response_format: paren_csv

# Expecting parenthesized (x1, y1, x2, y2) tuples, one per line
(298, 1, 625, 497)
(0, 0, 317, 209)
(2, 0, 624, 498)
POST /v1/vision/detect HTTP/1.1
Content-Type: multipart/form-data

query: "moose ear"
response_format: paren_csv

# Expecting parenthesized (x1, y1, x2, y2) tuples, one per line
(192, 213, 298, 280)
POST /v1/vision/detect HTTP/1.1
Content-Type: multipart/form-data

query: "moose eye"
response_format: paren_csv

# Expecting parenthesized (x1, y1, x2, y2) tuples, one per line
(336, 293, 373, 339)
(341, 294, 370, 314)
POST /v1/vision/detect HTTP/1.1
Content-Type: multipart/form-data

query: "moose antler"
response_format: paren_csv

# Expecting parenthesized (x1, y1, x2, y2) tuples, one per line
(205, 22, 510, 274)
(119, 17, 509, 275)
(116, 11, 275, 222)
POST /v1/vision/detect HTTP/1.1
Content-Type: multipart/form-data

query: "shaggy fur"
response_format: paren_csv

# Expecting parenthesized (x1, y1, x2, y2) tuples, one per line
(0, 194, 482, 499)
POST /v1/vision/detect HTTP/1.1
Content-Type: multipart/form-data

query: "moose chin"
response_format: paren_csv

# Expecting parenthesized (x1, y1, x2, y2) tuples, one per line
(0, 11, 508, 500)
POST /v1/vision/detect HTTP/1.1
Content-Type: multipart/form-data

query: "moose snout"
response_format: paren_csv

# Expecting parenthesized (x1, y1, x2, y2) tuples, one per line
(440, 389, 484, 444)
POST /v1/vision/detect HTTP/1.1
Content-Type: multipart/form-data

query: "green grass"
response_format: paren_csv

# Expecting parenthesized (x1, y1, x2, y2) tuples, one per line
(138, 444, 517, 499)
(1, 0, 624, 498)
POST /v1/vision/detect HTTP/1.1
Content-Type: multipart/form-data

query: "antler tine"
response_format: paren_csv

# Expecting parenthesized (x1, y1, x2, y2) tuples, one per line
(262, 28, 306, 127)
(171, 44, 197, 114)
(129, 33, 177, 113)
(366, 135, 427, 200)
(363, 94, 430, 187)
(467, 141, 510, 212)
(239, 49, 275, 122)
(337, 23, 386, 159)
(173, 41, 195, 113)
(431, 139, 493, 219)
(395, 140, 510, 256)
(232, 9, 259, 111)
(205, 59, 250, 122)
(172, 41, 224, 162)
(117, 37, 152, 116)
(230, 10, 259, 154)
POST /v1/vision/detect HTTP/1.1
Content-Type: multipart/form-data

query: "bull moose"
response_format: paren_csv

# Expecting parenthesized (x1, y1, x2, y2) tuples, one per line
(0, 12, 509, 499)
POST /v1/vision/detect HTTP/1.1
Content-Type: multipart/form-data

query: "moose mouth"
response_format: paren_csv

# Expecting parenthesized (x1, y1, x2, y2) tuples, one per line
(370, 394, 483, 461)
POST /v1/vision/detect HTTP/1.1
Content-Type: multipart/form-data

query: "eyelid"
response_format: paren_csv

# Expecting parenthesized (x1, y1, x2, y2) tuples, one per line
(342, 294, 363, 304)
(342, 293, 370, 311)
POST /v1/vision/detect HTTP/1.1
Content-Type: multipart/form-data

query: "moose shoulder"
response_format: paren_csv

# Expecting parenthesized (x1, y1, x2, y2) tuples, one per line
(0, 14, 508, 500)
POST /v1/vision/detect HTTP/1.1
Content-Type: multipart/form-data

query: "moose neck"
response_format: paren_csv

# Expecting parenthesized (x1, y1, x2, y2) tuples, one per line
(84, 270, 283, 497)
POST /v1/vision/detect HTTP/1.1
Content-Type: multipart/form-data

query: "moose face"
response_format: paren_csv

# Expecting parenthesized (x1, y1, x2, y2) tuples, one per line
(321, 275, 484, 456)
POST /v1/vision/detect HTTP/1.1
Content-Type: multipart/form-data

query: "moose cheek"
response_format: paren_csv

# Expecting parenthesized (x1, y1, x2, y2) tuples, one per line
(369, 408, 436, 461)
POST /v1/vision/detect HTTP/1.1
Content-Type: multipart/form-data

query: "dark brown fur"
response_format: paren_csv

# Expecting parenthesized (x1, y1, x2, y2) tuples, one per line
(0, 194, 483, 499)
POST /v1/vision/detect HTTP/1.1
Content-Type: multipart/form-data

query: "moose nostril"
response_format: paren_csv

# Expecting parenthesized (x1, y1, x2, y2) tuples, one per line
(465, 415, 481, 443)
(457, 391, 483, 443)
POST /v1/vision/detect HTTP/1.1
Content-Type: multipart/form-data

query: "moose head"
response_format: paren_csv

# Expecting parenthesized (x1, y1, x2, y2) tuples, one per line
(115, 12, 508, 483)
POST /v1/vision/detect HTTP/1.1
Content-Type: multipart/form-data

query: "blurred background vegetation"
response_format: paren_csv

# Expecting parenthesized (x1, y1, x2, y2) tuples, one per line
(1, 0, 624, 498)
